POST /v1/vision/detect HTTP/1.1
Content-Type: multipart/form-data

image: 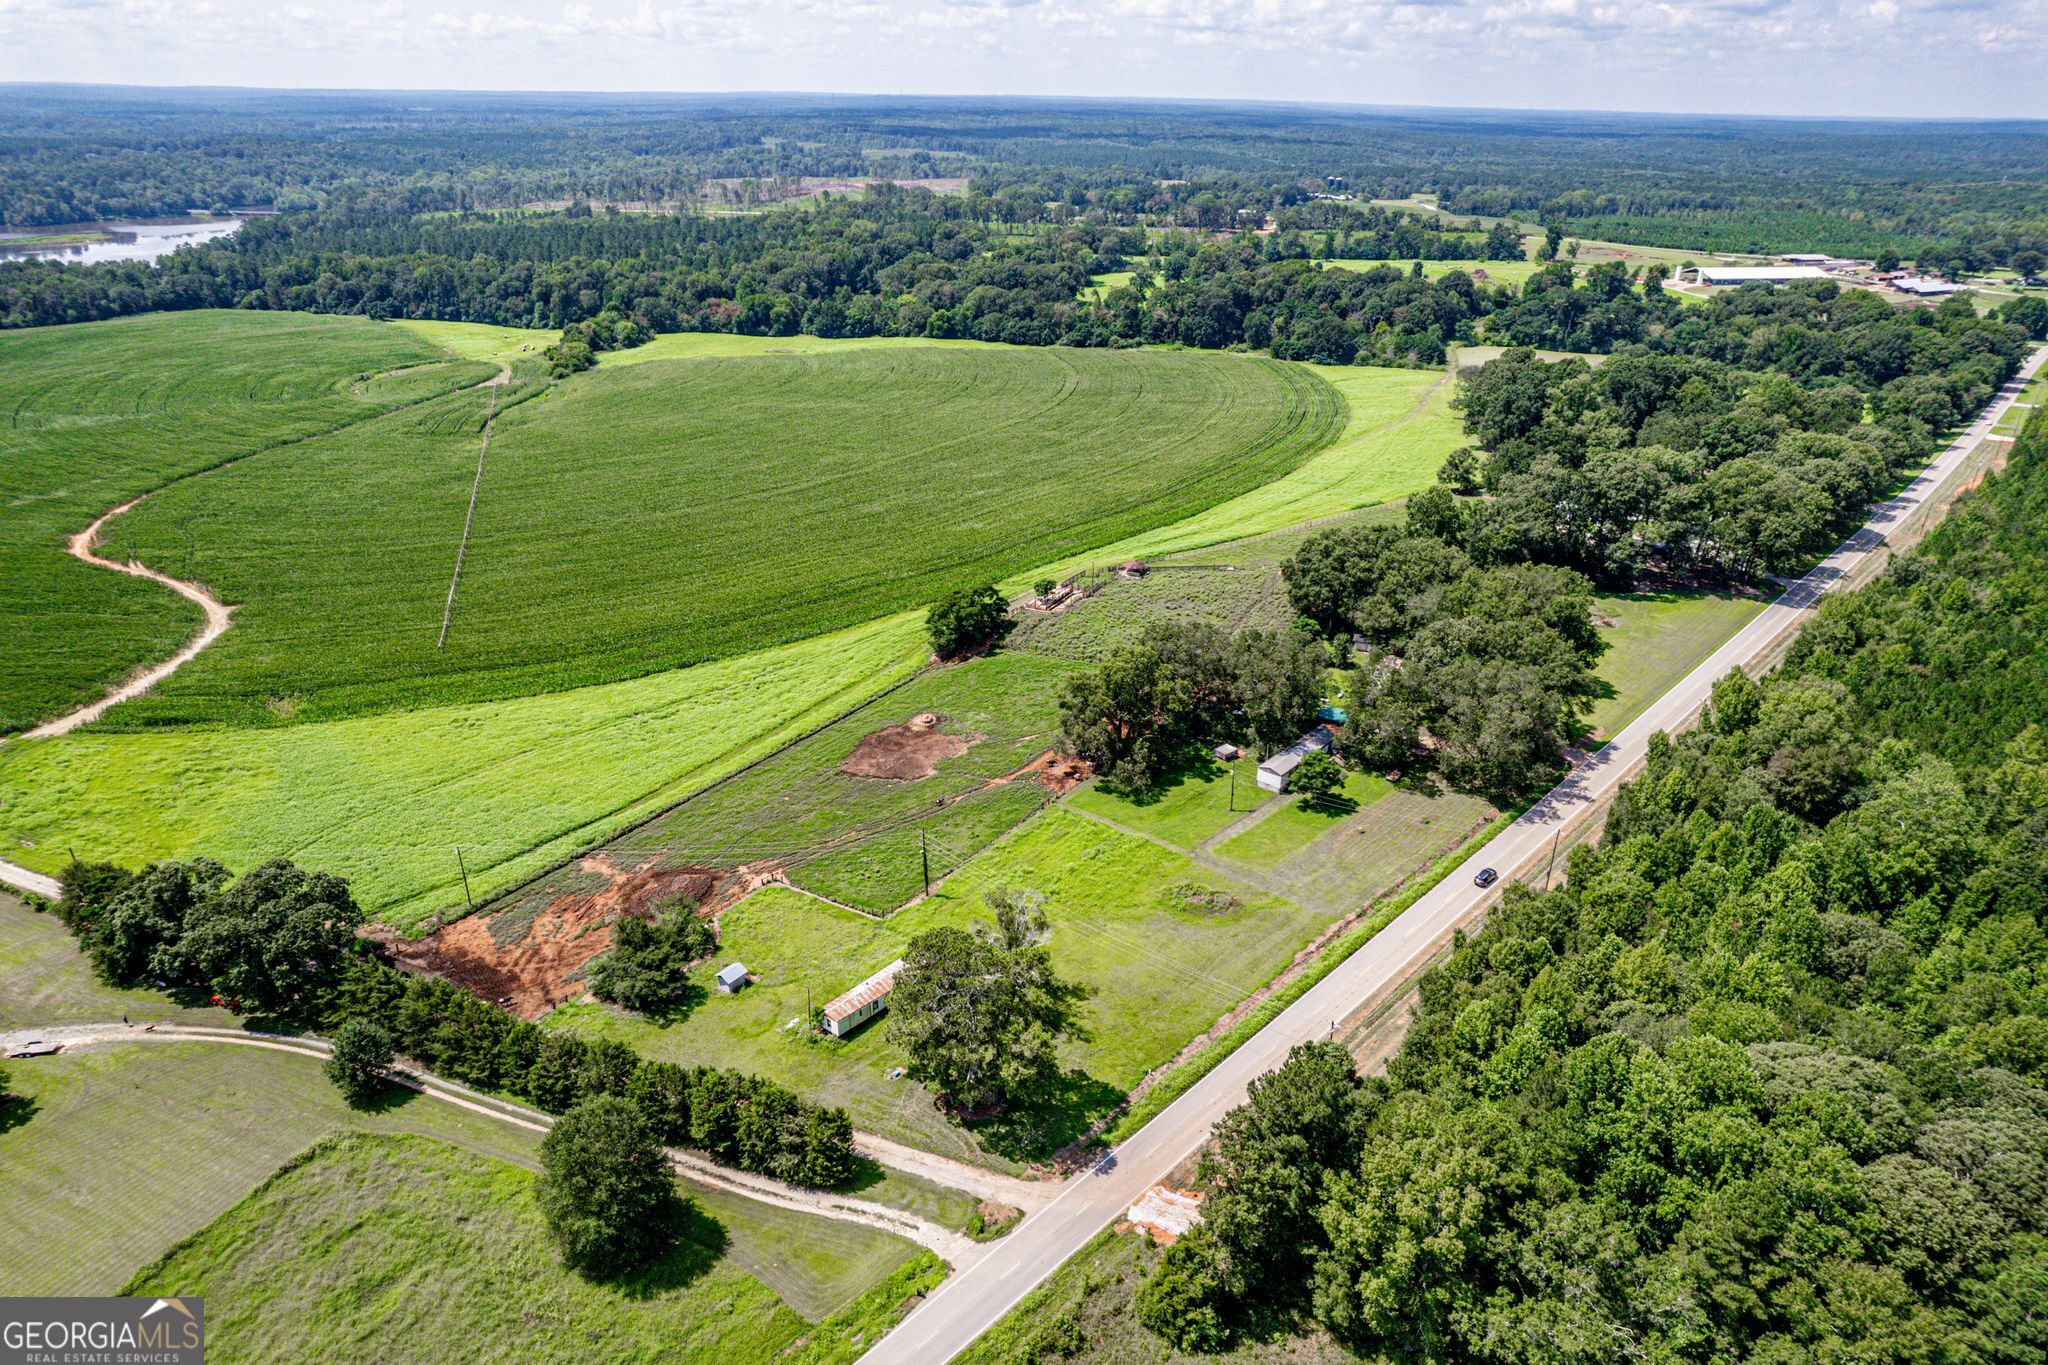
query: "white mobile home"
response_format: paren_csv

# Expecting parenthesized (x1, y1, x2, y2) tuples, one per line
(823, 959, 905, 1037)
(1256, 726, 1335, 793)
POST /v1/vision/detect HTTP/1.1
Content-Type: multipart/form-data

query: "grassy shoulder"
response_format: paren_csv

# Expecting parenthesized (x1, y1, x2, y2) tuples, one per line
(125, 1131, 940, 1364)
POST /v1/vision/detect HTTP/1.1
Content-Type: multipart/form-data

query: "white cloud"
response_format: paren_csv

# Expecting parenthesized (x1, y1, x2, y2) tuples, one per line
(0, 0, 2042, 114)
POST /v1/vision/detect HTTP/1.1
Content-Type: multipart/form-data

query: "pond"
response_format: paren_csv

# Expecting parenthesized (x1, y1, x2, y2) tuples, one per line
(0, 216, 246, 265)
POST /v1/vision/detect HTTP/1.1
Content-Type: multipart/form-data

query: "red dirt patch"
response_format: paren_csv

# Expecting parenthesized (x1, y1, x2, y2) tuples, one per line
(1018, 750, 1092, 793)
(378, 854, 728, 1018)
(841, 712, 977, 780)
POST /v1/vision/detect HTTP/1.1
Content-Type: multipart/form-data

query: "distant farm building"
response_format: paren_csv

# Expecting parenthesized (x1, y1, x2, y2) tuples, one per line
(1892, 276, 1962, 296)
(823, 959, 905, 1037)
(1778, 253, 1832, 265)
(716, 962, 750, 994)
(1680, 265, 1831, 286)
(1213, 742, 1243, 762)
(1257, 726, 1336, 793)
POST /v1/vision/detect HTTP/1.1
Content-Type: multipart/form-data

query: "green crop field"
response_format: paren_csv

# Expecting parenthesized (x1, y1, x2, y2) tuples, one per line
(556, 808, 1329, 1164)
(0, 311, 480, 734)
(100, 344, 1344, 726)
(126, 1133, 936, 1363)
(1041, 364, 1454, 571)
(0, 614, 926, 927)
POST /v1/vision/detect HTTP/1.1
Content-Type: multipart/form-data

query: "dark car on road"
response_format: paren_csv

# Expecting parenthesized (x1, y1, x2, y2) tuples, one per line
(1474, 867, 1499, 888)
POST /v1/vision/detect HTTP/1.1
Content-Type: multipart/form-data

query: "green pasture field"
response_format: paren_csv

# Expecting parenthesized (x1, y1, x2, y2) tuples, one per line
(1207, 784, 1498, 913)
(1583, 590, 1765, 740)
(1455, 343, 1608, 369)
(1320, 257, 1548, 287)
(0, 310, 478, 734)
(126, 1133, 938, 1363)
(1080, 270, 1135, 301)
(556, 808, 1328, 1165)
(491, 650, 1081, 921)
(1210, 769, 1395, 869)
(0, 892, 232, 1029)
(1064, 753, 1272, 848)
(0, 613, 926, 928)
(0, 1044, 548, 1294)
(103, 344, 1344, 725)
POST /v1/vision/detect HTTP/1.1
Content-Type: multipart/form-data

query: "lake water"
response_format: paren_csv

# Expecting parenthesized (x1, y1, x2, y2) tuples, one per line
(0, 217, 245, 265)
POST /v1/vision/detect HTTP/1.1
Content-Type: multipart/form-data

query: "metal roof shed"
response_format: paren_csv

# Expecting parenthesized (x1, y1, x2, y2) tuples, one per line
(715, 962, 750, 994)
(822, 959, 905, 1038)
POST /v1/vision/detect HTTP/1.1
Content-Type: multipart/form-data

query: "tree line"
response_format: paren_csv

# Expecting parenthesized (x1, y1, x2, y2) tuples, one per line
(42, 857, 858, 1189)
(1133, 407, 2048, 1361)
(1454, 279, 2034, 586)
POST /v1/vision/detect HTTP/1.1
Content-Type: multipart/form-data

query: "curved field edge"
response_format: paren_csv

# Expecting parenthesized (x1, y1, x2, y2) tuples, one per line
(0, 612, 927, 927)
(0, 311, 476, 734)
(96, 342, 1348, 726)
(118, 1132, 941, 1363)
(0, 355, 1459, 928)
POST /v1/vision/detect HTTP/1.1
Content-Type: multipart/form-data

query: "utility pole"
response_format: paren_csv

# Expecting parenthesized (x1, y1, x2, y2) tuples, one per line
(1228, 765, 1236, 812)
(1544, 830, 1561, 889)
(455, 845, 474, 911)
(920, 829, 931, 898)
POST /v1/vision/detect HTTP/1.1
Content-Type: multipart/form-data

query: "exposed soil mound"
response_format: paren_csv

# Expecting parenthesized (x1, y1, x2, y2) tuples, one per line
(842, 712, 978, 780)
(1019, 750, 1092, 793)
(381, 854, 726, 1019)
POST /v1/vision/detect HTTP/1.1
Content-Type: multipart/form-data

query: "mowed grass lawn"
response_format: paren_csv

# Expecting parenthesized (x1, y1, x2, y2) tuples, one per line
(1584, 590, 1765, 740)
(105, 344, 1345, 724)
(557, 808, 1328, 1166)
(0, 892, 233, 1029)
(0, 310, 476, 733)
(126, 1133, 936, 1364)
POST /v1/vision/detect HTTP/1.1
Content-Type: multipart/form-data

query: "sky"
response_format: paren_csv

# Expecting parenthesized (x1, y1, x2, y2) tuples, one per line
(1, 0, 2043, 119)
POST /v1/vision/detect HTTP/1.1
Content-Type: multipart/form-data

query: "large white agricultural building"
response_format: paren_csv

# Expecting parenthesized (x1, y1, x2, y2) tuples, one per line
(1678, 265, 1832, 286)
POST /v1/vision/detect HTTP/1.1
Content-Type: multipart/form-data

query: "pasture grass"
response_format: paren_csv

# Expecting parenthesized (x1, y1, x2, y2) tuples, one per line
(1321, 257, 1549, 287)
(0, 892, 231, 1029)
(0, 310, 468, 733)
(1584, 590, 1765, 740)
(106, 344, 1343, 723)
(1064, 754, 1273, 849)
(0, 614, 927, 926)
(1211, 770, 1395, 870)
(0, 1044, 546, 1295)
(1217, 784, 1498, 914)
(125, 1132, 936, 1362)
(557, 809, 1328, 1165)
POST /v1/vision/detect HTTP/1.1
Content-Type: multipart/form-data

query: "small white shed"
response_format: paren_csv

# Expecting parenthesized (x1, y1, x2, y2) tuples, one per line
(715, 962, 750, 994)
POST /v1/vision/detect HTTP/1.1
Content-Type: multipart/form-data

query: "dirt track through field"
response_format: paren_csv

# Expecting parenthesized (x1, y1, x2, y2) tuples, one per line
(19, 493, 237, 741)
(0, 1019, 991, 1264)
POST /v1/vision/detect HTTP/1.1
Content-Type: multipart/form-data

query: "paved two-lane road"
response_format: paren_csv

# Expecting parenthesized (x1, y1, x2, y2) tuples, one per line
(861, 345, 2045, 1364)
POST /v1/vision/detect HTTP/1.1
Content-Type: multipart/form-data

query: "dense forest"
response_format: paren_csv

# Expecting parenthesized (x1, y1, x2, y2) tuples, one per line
(1450, 279, 2032, 583)
(1135, 407, 2048, 1362)
(3, 87, 2045, 266)
(0, 193, 1506, 364)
